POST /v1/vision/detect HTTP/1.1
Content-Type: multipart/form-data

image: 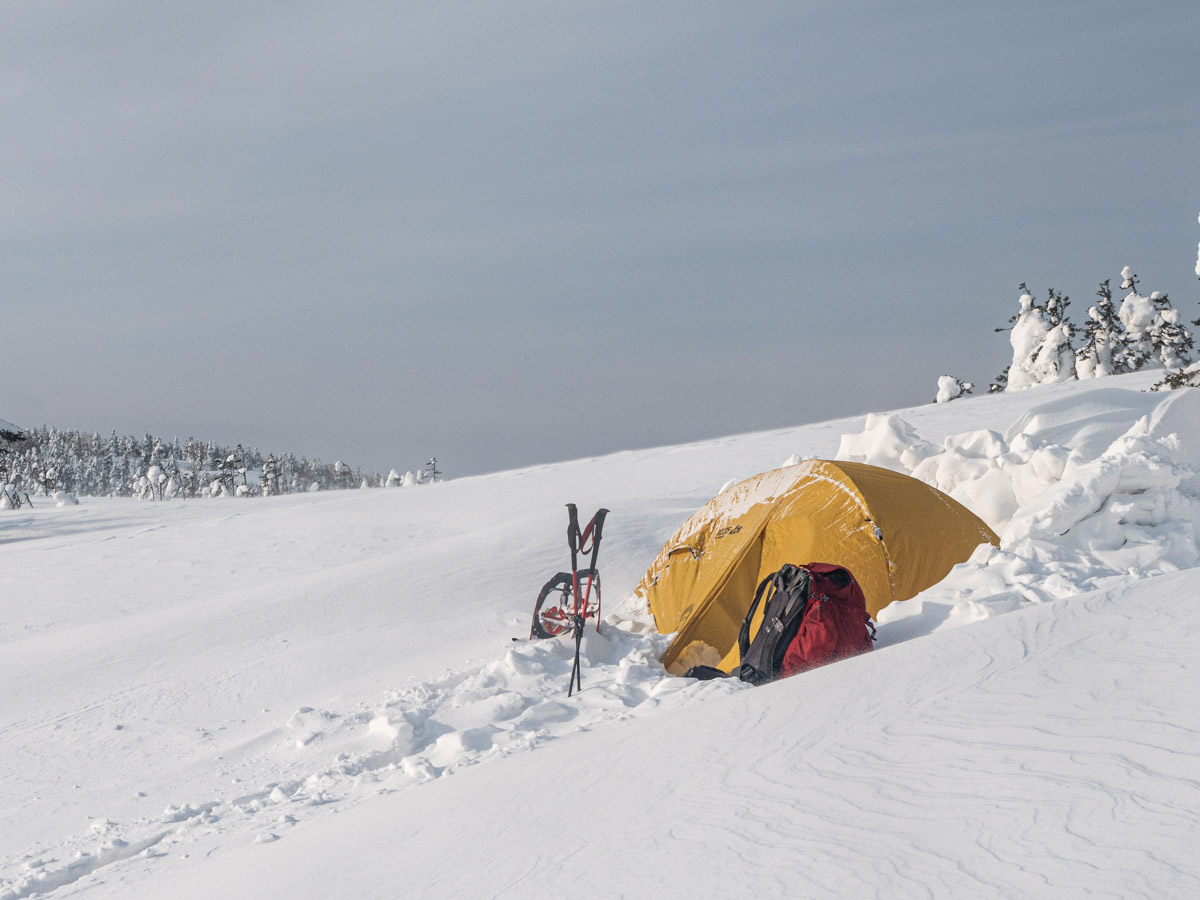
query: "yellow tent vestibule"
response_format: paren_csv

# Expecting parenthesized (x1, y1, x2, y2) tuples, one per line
(638, 459, 999, 674)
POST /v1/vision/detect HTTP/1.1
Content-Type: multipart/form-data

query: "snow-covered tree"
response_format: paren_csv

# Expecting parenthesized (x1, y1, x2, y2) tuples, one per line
(1118, 266, 1196, 370)
(332, 459, 359, 489)
(1001, 285, 1075, 390)
(1076, 280, 1130, 377)
(422, 457, 442, 484)
(145, 464, 168, 500)
(1117, 267, 1154, 368)
(1044, 286, 1070, 328)
(935, 375, 973, 403)
(261, 455, 282, 496)
(1150, 305, 1195, 369)
(1152, 360, 1200, 391)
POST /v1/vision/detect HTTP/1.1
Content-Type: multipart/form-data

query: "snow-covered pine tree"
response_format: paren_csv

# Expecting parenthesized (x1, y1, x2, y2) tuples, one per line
(1147, 295, 1195, 370)
(281, 452, 299, 494)
(1001, 284, 1076, 389)
(422, 457, 441, 483)
(333, 460, 356, 489)
(216, 454, 236, 495)
(1151, 361, 1200, 390)
(233, 445, 250, 493)
(1150, 224, 1200, 391)
(1031, 287, 1076, 383)
(261, 455, 279, 496)
(1076, 280, 1130, 377)
(1118, 265, 1197, 370)
(1117, 267, 1153, 369)
(935, 375, 973, 403)
(994, 286, 1042, 390)
(1044, 286, 1070, 327)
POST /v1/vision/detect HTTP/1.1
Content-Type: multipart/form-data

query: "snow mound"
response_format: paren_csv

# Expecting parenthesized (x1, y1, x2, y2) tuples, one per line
(836, 413, 940, 472)
(836, 388, 1200, 644)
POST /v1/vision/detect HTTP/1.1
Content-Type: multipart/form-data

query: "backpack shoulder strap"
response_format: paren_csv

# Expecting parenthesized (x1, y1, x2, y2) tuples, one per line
(738, 572, 777, 660)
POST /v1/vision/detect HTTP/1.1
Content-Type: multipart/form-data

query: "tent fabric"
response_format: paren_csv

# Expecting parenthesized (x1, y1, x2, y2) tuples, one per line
(637, 460, 999, 674)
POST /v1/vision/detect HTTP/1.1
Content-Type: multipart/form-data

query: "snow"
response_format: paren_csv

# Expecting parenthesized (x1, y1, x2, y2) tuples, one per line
(1006, 290, 1079, 389)
(99, 571, 1200, 899)
(1032, 321, 1076, 382)
(838, 383, 1200, 649)
(836, 412, 940, 472)
(934, 374, 970, 403)
(2, 370, 1199, 898)
(1007, 292, 1049, 390)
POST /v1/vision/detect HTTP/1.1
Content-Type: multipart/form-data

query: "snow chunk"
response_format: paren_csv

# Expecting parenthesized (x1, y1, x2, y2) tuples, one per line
(836, 413, 940, 473)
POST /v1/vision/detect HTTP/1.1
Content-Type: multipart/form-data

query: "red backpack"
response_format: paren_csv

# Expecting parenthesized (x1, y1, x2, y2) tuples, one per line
(685, 563, 876, 685)
(779, 562, 875, 677)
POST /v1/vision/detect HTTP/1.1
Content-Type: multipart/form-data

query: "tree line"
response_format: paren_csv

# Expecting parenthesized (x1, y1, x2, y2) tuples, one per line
(938, 232, 1200, 404)
(0, 427, 439, 500)
(989, 265, 1198, 392)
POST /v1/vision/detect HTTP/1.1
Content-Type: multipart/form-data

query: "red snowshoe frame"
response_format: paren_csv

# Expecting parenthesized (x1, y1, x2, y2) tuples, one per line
(531, 568, 602, 639)
(529, 504, 609, 696)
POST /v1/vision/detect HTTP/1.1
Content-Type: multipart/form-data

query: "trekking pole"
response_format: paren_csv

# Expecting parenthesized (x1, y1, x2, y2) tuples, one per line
(583, 508, 607, 627)
(566, 504, 585, 697)
(566, 502, 582, 598)
(564, 504, 609, 697)
(568, 613, 585, 696)
(566, 504, 608, 624)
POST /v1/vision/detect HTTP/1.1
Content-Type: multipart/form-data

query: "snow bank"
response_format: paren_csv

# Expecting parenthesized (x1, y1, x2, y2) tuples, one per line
(837, 388, 1200, 644)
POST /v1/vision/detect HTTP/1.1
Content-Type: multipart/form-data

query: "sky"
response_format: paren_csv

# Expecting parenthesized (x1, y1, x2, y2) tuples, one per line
(2, 0, 1198, 477)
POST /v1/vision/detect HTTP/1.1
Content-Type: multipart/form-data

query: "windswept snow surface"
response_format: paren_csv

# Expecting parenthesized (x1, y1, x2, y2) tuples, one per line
(3, 371, 1199, 898)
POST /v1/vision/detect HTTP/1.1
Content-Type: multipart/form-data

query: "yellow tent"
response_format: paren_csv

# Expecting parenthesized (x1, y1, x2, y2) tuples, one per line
(638, 459, 999, 674)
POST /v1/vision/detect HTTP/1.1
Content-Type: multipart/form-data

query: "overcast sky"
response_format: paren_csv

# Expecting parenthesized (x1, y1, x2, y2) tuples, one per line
(3, 1, 1198, 477)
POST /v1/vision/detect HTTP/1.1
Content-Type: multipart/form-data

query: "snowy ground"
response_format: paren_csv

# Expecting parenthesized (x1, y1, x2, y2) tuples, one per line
(3, 371, 1199, 898)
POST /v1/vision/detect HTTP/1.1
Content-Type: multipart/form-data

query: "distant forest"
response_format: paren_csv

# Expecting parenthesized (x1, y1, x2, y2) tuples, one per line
(0, 425, 427, 499)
